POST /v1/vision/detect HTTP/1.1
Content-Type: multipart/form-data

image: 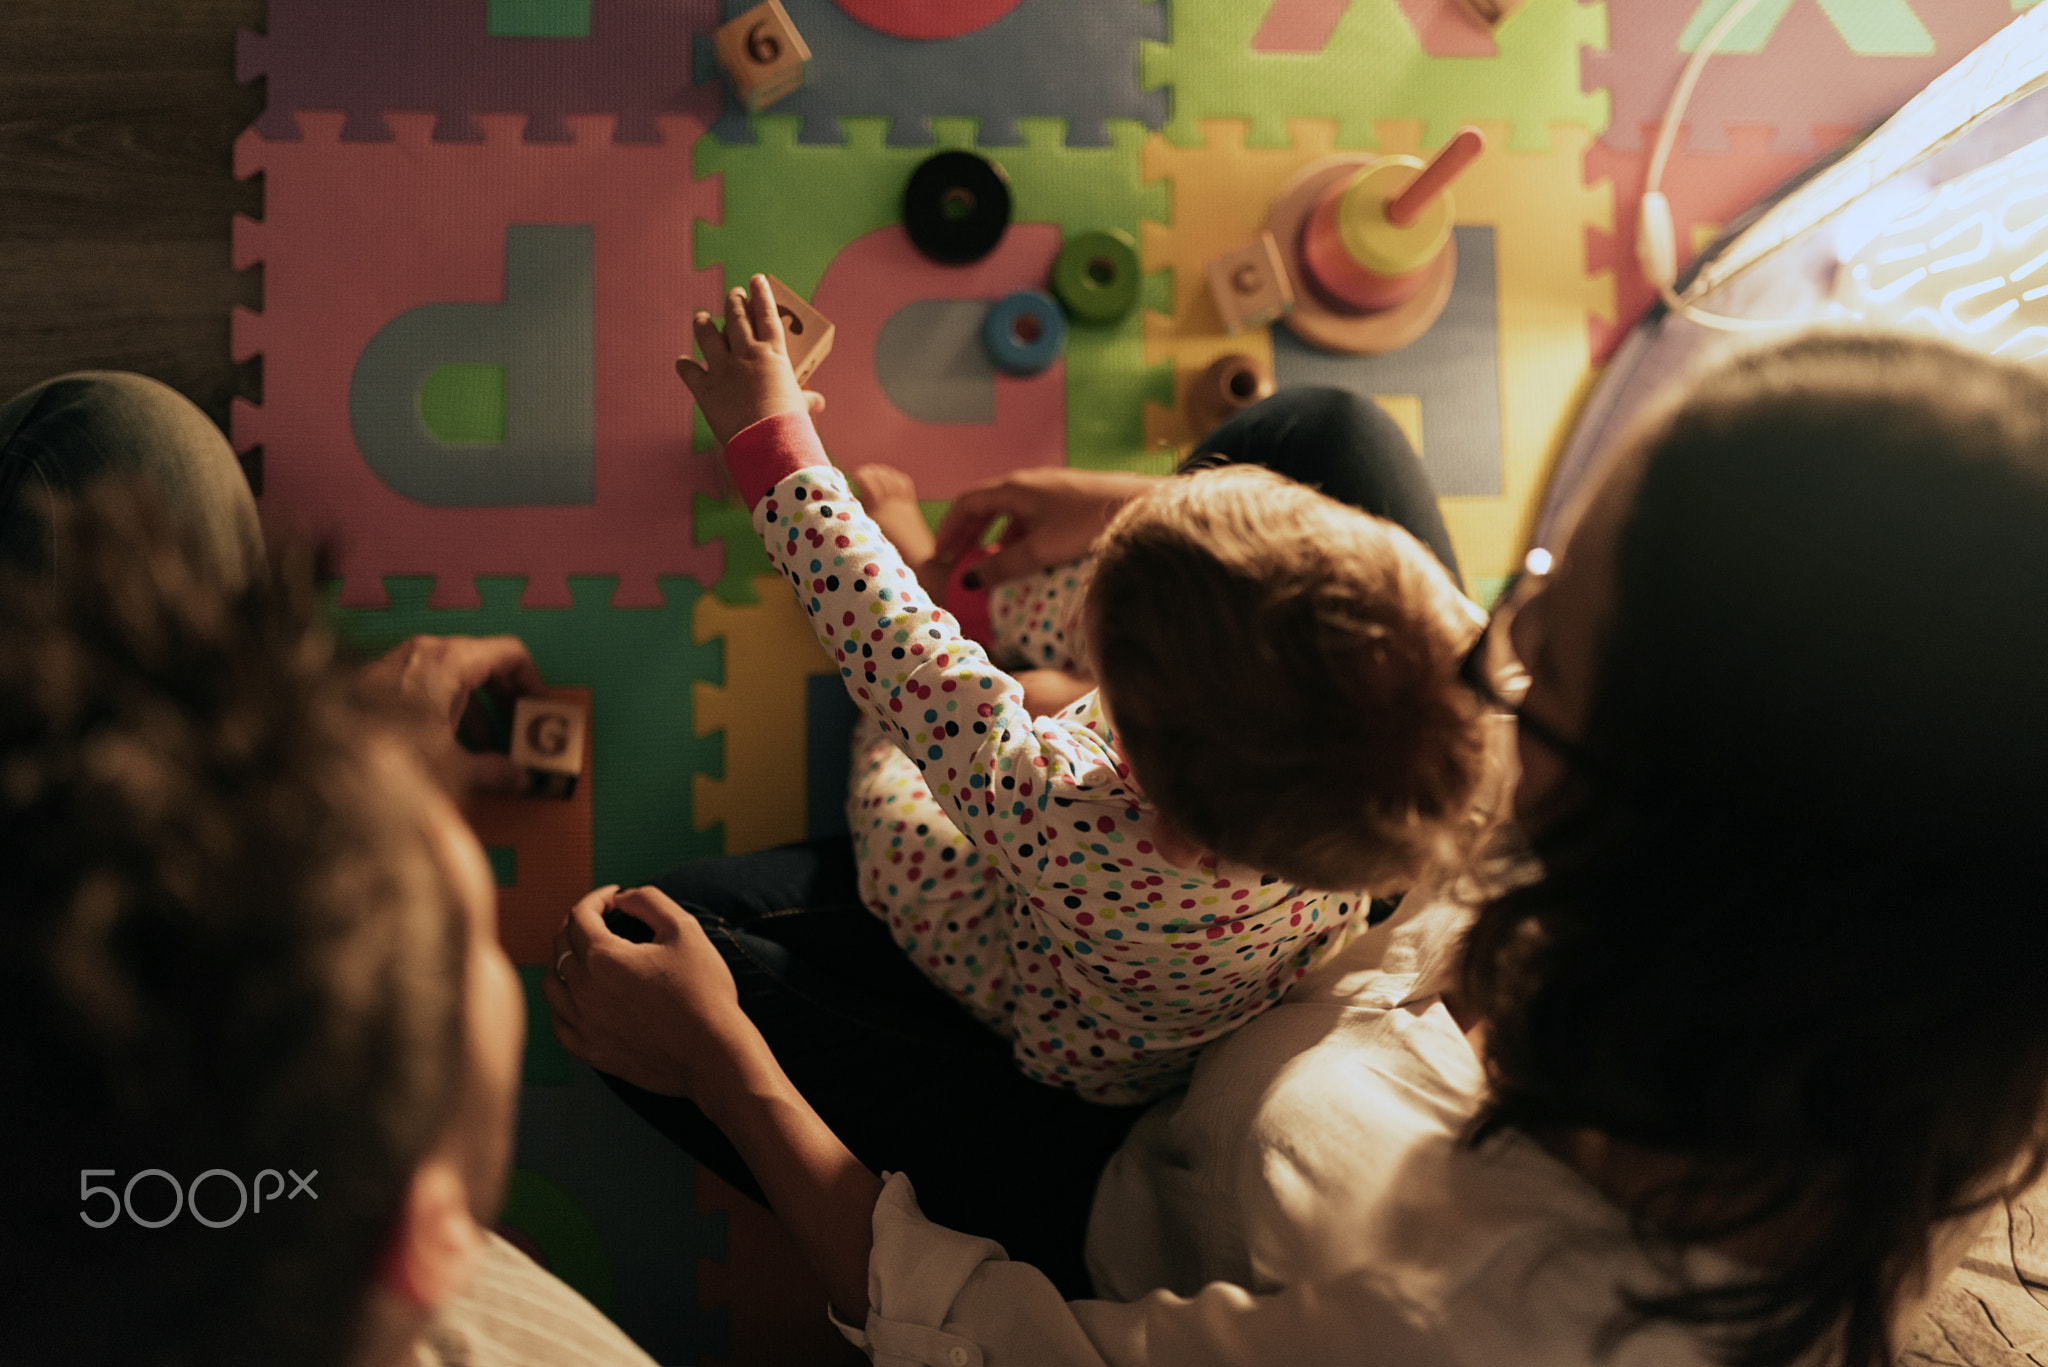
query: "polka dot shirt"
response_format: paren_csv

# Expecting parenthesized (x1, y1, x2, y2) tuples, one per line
(757, 464, 1371, 1106)
(986, 559, 1094, 675)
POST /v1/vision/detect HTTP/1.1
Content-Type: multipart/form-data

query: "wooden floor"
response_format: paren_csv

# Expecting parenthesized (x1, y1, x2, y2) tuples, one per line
(0, 0, 264, 439)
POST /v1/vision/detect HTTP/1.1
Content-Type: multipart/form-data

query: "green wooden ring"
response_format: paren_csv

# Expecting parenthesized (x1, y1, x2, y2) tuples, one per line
(1051, 228, 1141, 324)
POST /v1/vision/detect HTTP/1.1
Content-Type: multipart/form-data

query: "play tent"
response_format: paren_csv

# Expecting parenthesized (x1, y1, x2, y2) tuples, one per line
(1545, 3, 2048, 540)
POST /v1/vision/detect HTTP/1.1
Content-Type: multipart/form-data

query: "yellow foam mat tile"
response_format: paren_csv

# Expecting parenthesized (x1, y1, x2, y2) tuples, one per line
(692, 575, 839, 856)
(1142, 118, 1613, 589)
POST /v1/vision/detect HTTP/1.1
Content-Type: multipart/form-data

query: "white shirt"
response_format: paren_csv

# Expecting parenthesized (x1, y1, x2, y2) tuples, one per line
(415, 1230, 659, 1367)
(841, 897, 1742, 1367)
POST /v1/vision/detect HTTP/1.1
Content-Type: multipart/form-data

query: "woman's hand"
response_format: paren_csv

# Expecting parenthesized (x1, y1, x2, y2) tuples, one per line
(933, 466, 1161, 588)
(542, 884, 755, 1099)
(543, 883, 885, 1323)
(354, 633, 545, 795)
(674, 275, 825, 448)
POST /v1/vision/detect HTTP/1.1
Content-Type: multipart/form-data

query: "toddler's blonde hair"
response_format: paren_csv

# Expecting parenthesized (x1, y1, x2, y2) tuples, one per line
(1086, 464, 1488, 891)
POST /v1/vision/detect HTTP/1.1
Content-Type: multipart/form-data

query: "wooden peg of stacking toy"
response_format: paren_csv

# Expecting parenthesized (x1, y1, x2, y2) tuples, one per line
(510, 696, 587, 800)
(762, 274, 834, 384)
(1300, 126, 1484, 313)
(714, 0, 812, 113)
(1205, 230, 1295, 335)
(1386, 128, 1484, 228)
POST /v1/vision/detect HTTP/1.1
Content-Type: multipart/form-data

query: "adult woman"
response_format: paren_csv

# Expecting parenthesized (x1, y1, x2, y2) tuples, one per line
(547, 330, 2048, 1366)
(568, 382, 1466, 1299)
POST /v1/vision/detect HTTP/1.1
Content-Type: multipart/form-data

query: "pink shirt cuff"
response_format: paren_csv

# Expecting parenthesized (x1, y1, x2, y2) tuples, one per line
(724, 409, 829, 509)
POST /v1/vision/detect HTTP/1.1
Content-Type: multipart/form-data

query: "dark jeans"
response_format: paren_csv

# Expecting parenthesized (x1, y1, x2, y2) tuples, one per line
(606, 386, 1454, 1296)
(608, 839, 1144, 1298)
(1186, 384, 1463, 587)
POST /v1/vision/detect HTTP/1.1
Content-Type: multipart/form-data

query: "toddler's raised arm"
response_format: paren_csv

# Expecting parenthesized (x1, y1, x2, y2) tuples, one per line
(722, 412, 1129, 881)
(680, 276, 1123, 887)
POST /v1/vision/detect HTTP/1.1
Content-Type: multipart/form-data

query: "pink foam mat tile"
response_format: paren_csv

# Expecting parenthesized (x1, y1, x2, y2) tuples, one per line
(1251, 0, 1502, 57)
(808, 223, 1067, 500)
(1586, 0, 2031, 155)
(240, 0, 723, 144)
(1586, 121, 1849, 357)
(233, 110, 728, 608)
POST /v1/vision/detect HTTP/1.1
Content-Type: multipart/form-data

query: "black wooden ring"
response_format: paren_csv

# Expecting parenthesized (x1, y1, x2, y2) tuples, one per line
(903, 150, 1012, 265)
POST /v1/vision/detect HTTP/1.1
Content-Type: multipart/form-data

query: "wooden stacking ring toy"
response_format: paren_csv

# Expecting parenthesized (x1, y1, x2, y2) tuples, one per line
(904, 150, 1012, 265)
(982, 290, 1067, 375)
(1186, 353, 1275, 436)
(1266, 128, 1484, 355)
(1051, 228, 1141, 324)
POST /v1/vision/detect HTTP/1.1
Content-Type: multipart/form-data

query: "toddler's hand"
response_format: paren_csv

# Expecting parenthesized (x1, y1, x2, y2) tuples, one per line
(934, 467, 1161, 588)
(1017, 668, 1094, 718)
(676, 275, 819, 447)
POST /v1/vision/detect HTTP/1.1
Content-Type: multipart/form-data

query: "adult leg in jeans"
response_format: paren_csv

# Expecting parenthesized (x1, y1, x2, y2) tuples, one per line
(599, 837, 1143, 1300)
(0, 372, 264, 584)
(1183, 385, 1463, 588)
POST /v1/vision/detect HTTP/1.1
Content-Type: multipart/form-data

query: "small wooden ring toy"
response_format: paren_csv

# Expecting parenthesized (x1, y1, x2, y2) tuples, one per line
(903, 150, 1012, 265)
(1186, 353, 1275, 436)
(981, 290, 1067, 375)
(1051, 228, 1141, 324)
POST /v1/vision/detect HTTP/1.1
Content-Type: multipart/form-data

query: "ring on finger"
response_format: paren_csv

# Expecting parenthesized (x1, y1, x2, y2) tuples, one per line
(555, 948, 574, 982)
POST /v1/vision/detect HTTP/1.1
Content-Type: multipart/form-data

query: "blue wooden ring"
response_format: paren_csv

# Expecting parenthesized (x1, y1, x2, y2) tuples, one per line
(981, 290, 1066, 376)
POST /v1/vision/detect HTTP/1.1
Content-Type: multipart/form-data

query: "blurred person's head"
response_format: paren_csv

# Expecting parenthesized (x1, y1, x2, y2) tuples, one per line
(0, 492, 524, 1367)
(1463, 332, 2048, 1367)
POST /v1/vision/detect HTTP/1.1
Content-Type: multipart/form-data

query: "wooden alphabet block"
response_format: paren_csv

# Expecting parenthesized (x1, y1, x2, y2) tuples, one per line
(714, 0, 811, 113)
(510, 696, 587, 799)
(1206, 230, 1295, 335)
(764, 274, 835, 385)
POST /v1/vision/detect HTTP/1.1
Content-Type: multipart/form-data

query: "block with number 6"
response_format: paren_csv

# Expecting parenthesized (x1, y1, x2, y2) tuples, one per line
(714, 0, 811, 113)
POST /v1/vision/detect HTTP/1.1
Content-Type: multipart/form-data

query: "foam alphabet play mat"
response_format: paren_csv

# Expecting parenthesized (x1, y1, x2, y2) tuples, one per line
(230, 1, 2040, 1358)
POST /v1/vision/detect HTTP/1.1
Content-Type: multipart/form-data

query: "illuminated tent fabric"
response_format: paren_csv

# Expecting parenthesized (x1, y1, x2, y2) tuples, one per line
(1528, 29, 2048, 1355)
(1541, 4, 2048, 543)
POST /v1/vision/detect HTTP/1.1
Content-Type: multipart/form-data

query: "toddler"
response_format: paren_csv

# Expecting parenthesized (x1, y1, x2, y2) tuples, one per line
(681, 279, 1492, 1103)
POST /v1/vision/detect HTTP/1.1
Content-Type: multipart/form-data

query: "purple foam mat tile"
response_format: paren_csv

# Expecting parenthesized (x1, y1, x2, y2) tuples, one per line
(688, 0, 1169, 147)
(1586, 0, 2028, 154)
(241, 0, 722, 143)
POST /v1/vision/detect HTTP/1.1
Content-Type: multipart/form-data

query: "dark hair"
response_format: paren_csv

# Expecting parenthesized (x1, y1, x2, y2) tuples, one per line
(1087, 464, 1490, 890)
(0, 492, 470, 1366)
(1462, 332, 2048, 1367)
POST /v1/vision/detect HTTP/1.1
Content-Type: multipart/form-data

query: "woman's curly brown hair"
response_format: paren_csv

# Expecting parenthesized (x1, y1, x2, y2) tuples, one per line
(0, 490, 470, 1367)
(1462, 332, 2048, 1367)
